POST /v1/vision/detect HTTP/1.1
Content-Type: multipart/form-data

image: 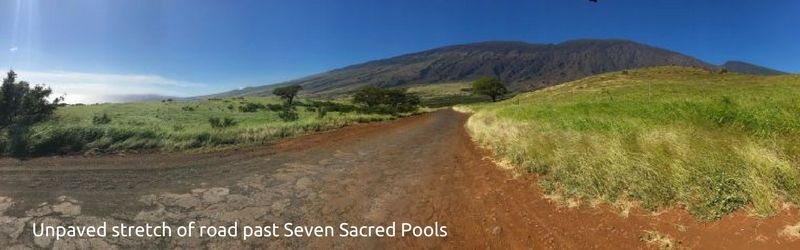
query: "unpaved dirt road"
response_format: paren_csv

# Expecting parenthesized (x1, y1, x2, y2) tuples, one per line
(2, 109, 800, 249)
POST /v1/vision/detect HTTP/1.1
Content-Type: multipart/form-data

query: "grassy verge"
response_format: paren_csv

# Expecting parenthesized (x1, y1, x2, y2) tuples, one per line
(0, 97, 401, 156)
(460, 66, 800, 220)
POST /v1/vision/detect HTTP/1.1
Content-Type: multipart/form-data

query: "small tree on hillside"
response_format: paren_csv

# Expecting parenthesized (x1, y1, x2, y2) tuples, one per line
(1, 70, 63, 156)
(472, 77, 508, 102)
(272, 85, 302, 105)
(0, 71, 63, 130)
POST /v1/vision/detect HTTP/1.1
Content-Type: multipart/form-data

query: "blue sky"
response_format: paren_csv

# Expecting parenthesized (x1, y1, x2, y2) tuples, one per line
(1, 0, 798, 103)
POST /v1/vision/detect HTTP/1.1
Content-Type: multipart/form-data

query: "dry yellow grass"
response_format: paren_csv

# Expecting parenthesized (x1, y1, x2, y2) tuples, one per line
(459, 66, 800, 220)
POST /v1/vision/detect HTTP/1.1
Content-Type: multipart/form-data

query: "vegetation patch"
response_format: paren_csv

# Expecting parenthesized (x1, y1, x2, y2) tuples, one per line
(461, 66, 800, 220)
(0, 78, 413, 156)
(407, 82, 493, 108)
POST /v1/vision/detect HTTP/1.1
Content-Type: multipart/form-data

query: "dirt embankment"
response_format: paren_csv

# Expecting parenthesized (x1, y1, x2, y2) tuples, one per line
(1, 109, 799, 249)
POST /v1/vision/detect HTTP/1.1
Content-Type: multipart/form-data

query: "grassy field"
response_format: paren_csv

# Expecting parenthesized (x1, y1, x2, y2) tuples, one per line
(460, 66, 800, 220)
(2, 97, 397, 156)
(407, 82, 492, 107)
(0, 82, 488, 157)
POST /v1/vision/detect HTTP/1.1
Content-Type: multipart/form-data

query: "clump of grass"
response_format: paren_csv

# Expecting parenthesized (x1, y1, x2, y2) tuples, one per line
(640, 230, 675, 249)
(781, 222, 800, 240)
(462, 66, 800, 220)
(92, 113, 112, 125)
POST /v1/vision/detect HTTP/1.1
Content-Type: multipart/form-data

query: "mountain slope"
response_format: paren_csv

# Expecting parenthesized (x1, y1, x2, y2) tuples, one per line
(722, 60, 786, 75)
(214, 39, 786, 97)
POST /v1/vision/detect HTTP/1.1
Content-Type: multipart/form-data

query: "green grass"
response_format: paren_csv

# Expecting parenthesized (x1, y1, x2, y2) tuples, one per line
(461, 66, 800, 220)
(0, 81, 492, 157)
(407, 82, 493, 108)
(3, 97, 396, 156)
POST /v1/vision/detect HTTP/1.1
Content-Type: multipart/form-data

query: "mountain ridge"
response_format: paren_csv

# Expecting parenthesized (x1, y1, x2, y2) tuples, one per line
(209, 39, 784, 98)
(722, 60, 786, 75)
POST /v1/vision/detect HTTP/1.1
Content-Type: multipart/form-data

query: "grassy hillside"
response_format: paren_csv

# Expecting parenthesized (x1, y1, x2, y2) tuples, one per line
(1, 97, 395, 156)
(461, 66, 800, 220)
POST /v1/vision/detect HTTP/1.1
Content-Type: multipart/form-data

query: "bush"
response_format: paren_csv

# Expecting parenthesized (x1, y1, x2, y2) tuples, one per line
(352, 86, 420, 114)
(278, 107, 299, 122)
(310, 100, 356, 113)
(7, 126, 31, 157)
(181, 106, 196, 111)
(1, 71, 63, 157)
(92, 114, 112, 125)
(208, 117, 238, 128)
(238, 102, 265, 112)
(472, 77, 508, 102)
(266, 103, 285, 112)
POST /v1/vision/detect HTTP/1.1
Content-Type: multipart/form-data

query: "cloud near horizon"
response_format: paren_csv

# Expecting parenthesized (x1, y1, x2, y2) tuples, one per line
(13, 70, 208, 104)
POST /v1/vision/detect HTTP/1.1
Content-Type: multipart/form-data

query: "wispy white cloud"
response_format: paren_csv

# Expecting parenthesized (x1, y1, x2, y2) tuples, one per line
(15, 70, 208, 104)
(9, 47, 18, 52)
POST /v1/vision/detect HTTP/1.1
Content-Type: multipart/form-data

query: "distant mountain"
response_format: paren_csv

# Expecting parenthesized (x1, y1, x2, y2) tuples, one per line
(211, 39, 780, 97)
(721, 61, 786, 75)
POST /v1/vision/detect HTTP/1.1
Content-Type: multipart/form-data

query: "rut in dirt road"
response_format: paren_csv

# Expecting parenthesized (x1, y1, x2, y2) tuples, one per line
(3, 109, 800, 249)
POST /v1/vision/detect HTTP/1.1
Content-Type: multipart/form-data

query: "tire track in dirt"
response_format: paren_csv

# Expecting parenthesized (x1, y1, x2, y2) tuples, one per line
(1, 109, 800, 249)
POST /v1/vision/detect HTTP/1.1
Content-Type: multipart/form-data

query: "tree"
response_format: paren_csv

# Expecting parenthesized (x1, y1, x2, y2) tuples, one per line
(0, 71, 63, 130)
(272, 85, 302, 105)
(472, 77, 508, 102)
(352, 86, 385, 107)
(1, 70, 63, 156)
(352, 86, 420, 114)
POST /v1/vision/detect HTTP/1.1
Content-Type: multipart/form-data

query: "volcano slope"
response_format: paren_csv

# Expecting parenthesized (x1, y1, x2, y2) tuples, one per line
(1, 109, 800, 249)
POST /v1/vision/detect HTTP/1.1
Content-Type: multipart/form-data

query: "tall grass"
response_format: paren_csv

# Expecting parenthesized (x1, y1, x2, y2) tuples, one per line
(462, 67, 800, 220)
(1, 97, 395, 156)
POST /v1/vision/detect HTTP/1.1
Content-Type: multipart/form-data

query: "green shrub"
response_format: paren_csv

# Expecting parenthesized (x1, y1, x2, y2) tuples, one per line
(311, 100, 356, 113)
(278, 107, 299, 122)
(92, 113, 112, 125)
(352, 86, 420, 114)
(238, 102, 265, 112)
(7, 126, 31, 157)
(208, 117, 238, 128)
(472, 77, 508, 102)
(266, 103, 284, 112)
(317, 106, 327, 118)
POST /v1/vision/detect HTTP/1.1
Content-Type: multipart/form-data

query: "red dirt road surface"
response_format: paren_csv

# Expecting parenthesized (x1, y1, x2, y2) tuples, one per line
(1, 109, 800, 249)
